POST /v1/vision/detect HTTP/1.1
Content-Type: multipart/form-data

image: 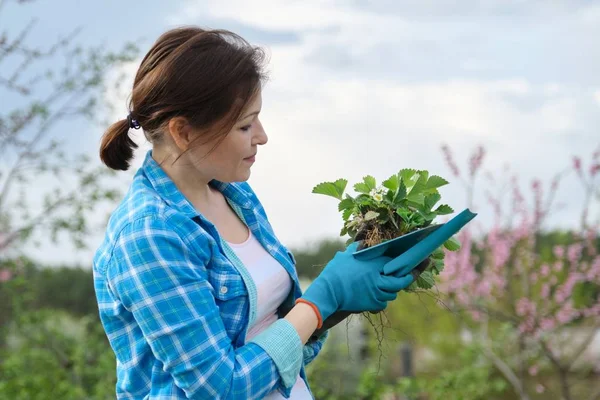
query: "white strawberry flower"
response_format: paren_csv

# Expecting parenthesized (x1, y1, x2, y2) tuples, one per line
(369, 185, 387, 202)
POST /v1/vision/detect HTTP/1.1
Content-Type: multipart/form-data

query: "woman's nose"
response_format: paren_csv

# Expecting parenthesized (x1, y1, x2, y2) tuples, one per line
(253, 118, 268, 145)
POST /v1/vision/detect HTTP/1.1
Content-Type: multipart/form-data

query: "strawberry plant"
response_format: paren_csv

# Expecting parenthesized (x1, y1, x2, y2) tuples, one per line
(312, 168, 461, 291)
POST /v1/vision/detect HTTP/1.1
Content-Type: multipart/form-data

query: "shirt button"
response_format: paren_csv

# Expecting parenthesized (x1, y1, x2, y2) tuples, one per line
(220, 286, 228, 294)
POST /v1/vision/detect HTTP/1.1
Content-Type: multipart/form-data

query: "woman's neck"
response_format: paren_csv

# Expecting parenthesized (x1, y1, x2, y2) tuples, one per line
(151, 146, 214, 208)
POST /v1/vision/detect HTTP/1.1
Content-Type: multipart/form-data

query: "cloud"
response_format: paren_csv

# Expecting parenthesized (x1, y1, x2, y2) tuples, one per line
(17, 0, 600, 265)
(341, 0, 593, 17)
(251, 75, 597, 246)
(162, 0, 599, 247)
(594, 90, 600, 108)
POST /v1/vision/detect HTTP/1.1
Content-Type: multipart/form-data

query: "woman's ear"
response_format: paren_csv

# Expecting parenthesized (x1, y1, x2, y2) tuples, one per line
(168, 117, 194, 151)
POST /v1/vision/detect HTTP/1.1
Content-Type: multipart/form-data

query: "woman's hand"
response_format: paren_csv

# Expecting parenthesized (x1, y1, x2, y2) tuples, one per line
(309, 256, 432, 337)
(296, 242, 414, 329)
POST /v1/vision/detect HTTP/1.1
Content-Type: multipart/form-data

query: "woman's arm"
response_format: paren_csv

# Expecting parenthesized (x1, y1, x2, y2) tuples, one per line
(284, 302, 319, 343)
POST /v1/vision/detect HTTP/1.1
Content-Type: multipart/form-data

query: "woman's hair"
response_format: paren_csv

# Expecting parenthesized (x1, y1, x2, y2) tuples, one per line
(99, 26, 268, 171)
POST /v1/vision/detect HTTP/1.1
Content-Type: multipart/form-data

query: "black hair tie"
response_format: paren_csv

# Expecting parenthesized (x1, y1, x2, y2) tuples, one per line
(127, 113, 141, 130)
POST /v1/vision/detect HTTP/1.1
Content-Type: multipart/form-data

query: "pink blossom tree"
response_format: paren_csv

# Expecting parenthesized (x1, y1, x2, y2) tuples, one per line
(439, 144, 600, 400)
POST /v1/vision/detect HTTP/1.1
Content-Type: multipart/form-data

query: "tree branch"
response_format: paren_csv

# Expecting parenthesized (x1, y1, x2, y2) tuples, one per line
(482, 345, 531, 400)
(0, 89, 82, 210)
(0, 18, 36, 64)
(566, 323, 600, 369)
(0, 191, 74, 251)
(541, 339, 572, 400)
(479, 312, 530, 400)
(468, 303, 520, 324)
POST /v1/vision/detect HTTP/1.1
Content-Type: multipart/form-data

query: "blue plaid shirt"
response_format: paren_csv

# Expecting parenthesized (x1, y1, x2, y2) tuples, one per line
(93, 150, 328, 399)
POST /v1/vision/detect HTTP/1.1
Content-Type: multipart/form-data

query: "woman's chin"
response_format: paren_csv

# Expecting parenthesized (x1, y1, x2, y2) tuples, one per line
(221, 169, 251, 183)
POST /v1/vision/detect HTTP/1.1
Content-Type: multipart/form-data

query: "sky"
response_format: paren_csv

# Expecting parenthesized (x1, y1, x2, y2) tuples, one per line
(2, 0, 600, 266)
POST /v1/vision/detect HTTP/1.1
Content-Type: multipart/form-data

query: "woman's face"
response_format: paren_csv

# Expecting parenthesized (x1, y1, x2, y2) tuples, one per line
(188, 91, 267, 183)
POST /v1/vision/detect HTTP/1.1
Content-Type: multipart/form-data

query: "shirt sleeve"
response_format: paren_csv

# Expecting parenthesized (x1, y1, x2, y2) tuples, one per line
(303, 329, 329, 365)
(105, 216, 303, 400)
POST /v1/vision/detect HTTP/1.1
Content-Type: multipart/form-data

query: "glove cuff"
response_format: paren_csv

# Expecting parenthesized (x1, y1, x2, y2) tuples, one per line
(295, 298, 323, 329)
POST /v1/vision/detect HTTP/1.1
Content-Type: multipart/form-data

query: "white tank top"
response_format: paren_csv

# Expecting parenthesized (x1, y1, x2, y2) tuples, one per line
(226, 230, 313, 399)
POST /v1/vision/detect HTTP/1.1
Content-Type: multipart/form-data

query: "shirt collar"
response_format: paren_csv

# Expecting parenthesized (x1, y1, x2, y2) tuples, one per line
(140, 150, 253, 219)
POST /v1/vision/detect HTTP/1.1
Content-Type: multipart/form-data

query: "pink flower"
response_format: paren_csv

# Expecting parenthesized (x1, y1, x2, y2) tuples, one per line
(441, 144, 461, 177)
(516, 298, 536, 317)
(573, 156, 582, 172)
(469, 146, 485, 178)
(470, 310, 482, 321)
(556, 304, 579, 324)
(567, 243, 583, 264)
(590, 163, 600, 176)
(540, 318, 555, 332)
(528, 365, 539, 376)
(554, 260, 563, 272)
(536, 384, 545, 393)
(541, 284, 550, 298)
(540, 264, 550, 277)
(0, 269, 11, 283)
(553, 245, 565, 259)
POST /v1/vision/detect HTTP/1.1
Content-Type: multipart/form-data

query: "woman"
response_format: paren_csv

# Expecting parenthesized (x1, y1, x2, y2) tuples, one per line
(93, 26, 415, 399)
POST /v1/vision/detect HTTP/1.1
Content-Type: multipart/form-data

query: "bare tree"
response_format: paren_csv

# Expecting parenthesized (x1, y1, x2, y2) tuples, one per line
(0, 0, 139, 255)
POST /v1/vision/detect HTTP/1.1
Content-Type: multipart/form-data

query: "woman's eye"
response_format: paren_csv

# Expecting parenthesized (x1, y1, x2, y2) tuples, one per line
(240, 124, 252, 132)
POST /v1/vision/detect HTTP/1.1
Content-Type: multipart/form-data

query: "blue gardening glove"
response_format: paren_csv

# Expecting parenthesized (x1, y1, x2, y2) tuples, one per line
(310, 256, 431, 339)
(297, 242, 414, 329)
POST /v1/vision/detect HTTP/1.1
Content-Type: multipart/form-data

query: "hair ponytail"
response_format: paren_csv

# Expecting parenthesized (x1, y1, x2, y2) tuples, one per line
(99, 119, 138, 171)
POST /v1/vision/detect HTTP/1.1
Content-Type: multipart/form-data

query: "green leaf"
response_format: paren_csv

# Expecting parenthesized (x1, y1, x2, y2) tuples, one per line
(389, 211, 400, 229)
(435, 204, 454, 215)
(424, 193, 441, 211)
(378, 211, 390, 224)
(425, 175, 449, 190)
(363, 175, 376, 191)
(382, 174, 399, 192)
(338, 197, 355, 212)
(407, 280, 419, 291)
(408, 171, 428, 196)
(406, 193, 425, 206)
(342, 208, 353, 221)
(312, 179, 347, 200)
(385, 189, 395, 204)
(354, 182, 370, 194)
(416, 270, 435, 289)
(419, 211, 437, 221)
(393, 182, 408, 204)
(355, 194, 372, 205)
(431, 259, 445, 275)
(364, 210, 379, 221)
(396, 208, 411, 222)
(444, 236, 461, 251)
(346, 218, 361, 229)
(431, 247, 445, 260)
(400, 169, 417, 187)
(340, 225, 348, 237)
(412, 214, 426, 226)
